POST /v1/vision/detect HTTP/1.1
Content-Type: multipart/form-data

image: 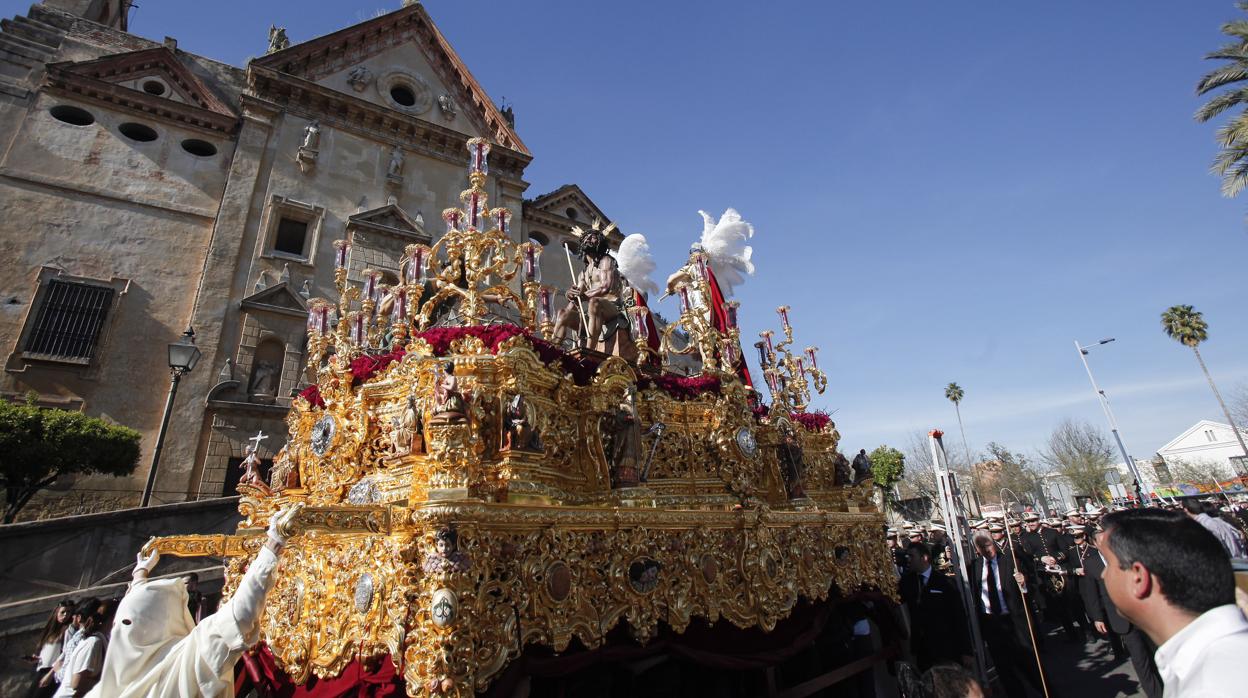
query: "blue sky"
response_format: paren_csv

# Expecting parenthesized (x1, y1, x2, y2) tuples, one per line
(12, 0, 1247, 461)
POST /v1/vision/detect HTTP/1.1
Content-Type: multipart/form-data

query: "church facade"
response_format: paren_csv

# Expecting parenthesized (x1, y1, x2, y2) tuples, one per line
(0, 0, 617, 519)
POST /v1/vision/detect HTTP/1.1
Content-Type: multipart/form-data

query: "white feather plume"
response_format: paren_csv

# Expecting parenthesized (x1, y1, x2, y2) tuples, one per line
(613, 233, 659, 297)
(698, 208, 755, 296)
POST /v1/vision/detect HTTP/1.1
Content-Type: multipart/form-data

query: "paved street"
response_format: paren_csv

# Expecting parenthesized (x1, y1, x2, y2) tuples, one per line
(1028, 622, 1145, 698)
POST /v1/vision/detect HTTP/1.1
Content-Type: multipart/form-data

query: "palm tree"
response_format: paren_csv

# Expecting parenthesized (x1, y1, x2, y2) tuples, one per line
(1161, 305, 1248, 470)
(1196, 2, 1248, 197)
(944, 382, 974, 468)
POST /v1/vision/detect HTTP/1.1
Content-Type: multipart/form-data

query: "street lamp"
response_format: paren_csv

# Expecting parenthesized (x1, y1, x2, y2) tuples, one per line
(141, 328, 202, 507)
(1074, 338, 1147, 504)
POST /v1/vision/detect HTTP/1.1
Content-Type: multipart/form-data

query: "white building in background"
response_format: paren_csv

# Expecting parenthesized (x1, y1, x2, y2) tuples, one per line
(1155, 420, 1248, 480)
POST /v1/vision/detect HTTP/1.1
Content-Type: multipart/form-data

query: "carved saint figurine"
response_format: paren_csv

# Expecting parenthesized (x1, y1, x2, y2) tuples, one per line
(267, 25, 289, 54)
(387, 146, 404, 178)
(301, 120, 320, 151)
(502, 394, 541, 452)
(430, 362, 467, 424)
(269, 444, 301, 492)
(851, 448, 873, 485)
(391, 395, 423, 455)
(551, 228, 632, 356)
(237, 446, 271, 496)
(422, 526, 470, 575)
(605, 386, 642, 488)
(777, 424, 806, 499)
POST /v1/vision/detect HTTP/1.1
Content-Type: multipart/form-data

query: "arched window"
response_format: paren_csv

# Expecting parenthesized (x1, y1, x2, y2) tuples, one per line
(248, 338, 285, 402)
(528, 231, 549, 246)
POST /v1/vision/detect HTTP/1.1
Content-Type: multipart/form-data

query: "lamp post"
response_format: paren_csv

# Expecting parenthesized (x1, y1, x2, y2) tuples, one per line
(141, 328, 202, 507)
(1075, 338, 1147, 505)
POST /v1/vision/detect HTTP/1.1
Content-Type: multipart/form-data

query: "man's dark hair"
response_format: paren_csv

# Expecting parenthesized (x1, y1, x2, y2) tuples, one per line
(73, 597, 100, 618)
(923, 663, 981, 698)
(1100, 507, 1234, 615)
(1182, 498, 1205, 516)
(1202, 500, 1223, 518)
(907, 541, 932, 559)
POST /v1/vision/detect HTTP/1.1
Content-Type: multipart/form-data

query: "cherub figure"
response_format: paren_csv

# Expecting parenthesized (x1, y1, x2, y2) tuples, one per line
(422, 526, 471, 575)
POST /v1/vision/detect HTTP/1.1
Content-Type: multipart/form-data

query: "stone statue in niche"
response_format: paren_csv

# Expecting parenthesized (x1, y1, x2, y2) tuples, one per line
(301, 120, 320, 150)
(270, 443, 301, 491)
(502, 394, 541, 452)
(430, 362, 468, 424)
(390, 395, 423, 456)
(777, 423, 806, 499)
(249, 360, 279, 400)
(422, 526, 471, 575)
(387, 146, 404, 178)
(604, 385, 642, 488)
(832, 450, 852, 487)
(267, 25, 289, 54)
(347, 65, 373, 92)
(437, 94, 457, 120)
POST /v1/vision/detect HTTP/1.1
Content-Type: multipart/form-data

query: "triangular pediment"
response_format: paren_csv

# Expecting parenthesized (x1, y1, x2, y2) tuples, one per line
(347, 204, 429, 243)
(241, 281, 308, 317)
(47, 47, 236, 124)
(527, 185, 610, 227)
(252, 5, 526, 154)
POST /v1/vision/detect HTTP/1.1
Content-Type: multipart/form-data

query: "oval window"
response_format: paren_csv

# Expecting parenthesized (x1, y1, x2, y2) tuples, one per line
(390, 84, 416, 107)
(180, 138, 217, 157)
(49, 105, 94, 126)
(118, 122, 159, 142)
(142, 80, 166, 96)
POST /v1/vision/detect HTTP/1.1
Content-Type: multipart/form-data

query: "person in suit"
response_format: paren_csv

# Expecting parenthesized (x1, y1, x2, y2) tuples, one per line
(1020, 512, 1084, 641)
(1067, 526, 1163, 698)
(970, 532, 1046, 698)
(899, 542, 972, 670)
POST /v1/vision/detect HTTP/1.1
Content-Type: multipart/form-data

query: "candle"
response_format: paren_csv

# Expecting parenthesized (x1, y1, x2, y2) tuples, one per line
(318, 304, 329, 334)
(805, 346, 818, 370)
(760, 330, 774, 358)
(524, 243, 542, 282)
(405, 245, 428, 284)
(466, 193, 478, 229)
(493, 207, 511, 235)
(725, 301, 739, 329)
(678, 286, 691, 315)
(467, 137, 490, 175)
(695, 253, 709, 282)
(795, 357, 805, 375)
(777, 305, 791, 331)
(334, 239, 350, 269)
(721, 339, 737, 366)
(306, 306, 318, 332)
(538, 286, 553, 323)
(635, 307, 650, 340)
(364, 269, 380, 302)
(754, 341, 769, 369)
(394, 287, 408, 321)
(349, 312, 364, 345)
(764, 370, 778, 393)
(442, 208, 463, 233)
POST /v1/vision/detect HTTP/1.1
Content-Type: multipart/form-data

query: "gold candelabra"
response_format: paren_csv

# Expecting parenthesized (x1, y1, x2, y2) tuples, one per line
(756, 306, 826, 412)
(657, 251, 744, 375)
(303, 138, 553, 371)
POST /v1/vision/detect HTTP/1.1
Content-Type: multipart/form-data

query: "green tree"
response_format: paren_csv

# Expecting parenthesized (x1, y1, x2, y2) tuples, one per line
(985, 442, 1044, 507)
(1161, 304, 1248, 463)
(1196, 2, 1248, 197)
(1040, 419, 1114, 500)
(869, 445, 905, 490)
(0, 397, 141, 523)
(944, 382, 974, 467)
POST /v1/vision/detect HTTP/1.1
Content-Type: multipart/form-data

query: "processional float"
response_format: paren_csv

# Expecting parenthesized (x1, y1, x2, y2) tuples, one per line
(147, 138, 893, 696)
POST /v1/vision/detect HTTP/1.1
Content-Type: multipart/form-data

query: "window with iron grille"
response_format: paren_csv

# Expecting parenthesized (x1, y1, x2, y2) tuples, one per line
(23, 280, 115, 362)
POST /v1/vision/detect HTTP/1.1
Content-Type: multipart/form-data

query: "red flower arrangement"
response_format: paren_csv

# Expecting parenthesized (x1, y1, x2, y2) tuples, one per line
(296, 324, 729, 407)
(790, 410, 832, 433)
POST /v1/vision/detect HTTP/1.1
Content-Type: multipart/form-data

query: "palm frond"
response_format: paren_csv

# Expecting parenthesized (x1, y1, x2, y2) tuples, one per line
(1214, 110, 1248, 146)
(1195, 88, 1248, 122)
(1161, 305, 1209, 347)
(1210, 139, 1248, 174)
(1222, 158, 1248, 197)
(1221, 19, 1248, 40)
(1205, 40, 1248, 61)
(1196, 63, 1248, 95)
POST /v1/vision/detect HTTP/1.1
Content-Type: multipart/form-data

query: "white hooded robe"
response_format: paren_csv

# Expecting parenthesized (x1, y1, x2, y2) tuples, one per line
(86, 546, 278, 698)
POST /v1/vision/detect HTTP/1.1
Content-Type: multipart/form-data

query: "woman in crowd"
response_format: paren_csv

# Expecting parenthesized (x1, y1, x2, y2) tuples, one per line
(51, 607, 107, 698)
(27, 600, 74, 698)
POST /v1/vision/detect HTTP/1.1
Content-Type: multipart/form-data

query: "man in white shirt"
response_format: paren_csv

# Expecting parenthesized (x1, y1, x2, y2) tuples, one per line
(1181, 498, 1247, 559)
(1098, 507, 1248, 698)
(52, 608, 105, 698)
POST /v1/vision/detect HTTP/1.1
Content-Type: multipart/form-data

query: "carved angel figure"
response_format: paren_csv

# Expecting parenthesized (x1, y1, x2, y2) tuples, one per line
(430, 362, 467, 424)
(267, 25, 289, 54)
(422, 526, 471, 575)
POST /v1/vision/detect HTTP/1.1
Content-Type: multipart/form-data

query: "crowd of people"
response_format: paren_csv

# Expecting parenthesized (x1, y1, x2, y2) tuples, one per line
(887, 498, 1248, 698)
(24, 578, 216, 697)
